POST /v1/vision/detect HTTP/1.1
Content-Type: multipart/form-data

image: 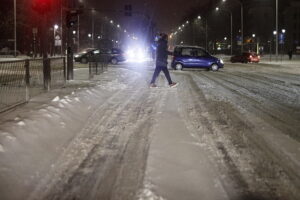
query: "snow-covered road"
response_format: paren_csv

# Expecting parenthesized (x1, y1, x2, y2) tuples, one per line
(0, 61, 299, 200)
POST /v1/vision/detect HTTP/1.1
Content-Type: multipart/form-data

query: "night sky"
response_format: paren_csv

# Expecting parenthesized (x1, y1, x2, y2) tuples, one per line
(88, 0, 209, 32)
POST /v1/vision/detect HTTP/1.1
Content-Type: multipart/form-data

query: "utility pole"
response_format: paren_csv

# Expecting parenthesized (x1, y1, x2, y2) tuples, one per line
(276, 0, 279, 61)
(241, 3, 244, 53)
(14, 0, 17, 57)
(77, 15, 80, 51)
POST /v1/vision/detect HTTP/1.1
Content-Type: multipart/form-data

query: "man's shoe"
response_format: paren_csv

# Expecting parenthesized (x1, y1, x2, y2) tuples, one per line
(169, 82, 178, 88)
(150, 83, 157, 88)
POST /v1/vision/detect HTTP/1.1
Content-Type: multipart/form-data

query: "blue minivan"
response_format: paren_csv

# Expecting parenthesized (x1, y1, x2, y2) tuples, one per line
(171, 46, 224, 71)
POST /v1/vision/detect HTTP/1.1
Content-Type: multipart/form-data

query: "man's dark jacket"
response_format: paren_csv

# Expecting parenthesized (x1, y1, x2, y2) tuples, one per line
(156, 39, 172, 67)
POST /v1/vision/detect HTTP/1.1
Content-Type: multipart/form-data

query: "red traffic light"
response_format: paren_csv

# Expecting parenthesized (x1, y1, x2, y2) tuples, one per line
(32, 0, 53, 14)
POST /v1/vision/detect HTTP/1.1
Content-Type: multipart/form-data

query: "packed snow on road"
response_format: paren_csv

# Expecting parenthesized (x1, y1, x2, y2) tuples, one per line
(0, 61, 299, 200)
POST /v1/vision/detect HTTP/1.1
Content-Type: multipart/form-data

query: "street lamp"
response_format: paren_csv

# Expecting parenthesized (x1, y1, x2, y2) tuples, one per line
(53, 24, 59, 55)
(197, 16, 201, 20)
(14, 0, 17, 57)
(216, 7, 233, 55)
(252, 34, 256, 38)
(221, 0, 244, 53)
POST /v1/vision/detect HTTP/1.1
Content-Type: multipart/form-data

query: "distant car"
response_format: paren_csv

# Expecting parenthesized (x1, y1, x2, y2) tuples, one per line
(74, 48, 126, 64)
(230, 52, 260, 63)
(74, 48, 97, 63)
(171, 45, 224, 71)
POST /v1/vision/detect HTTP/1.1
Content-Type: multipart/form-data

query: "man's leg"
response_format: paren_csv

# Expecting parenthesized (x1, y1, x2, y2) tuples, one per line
(150, 66, 162, 84)
(161, 67, 173, 85)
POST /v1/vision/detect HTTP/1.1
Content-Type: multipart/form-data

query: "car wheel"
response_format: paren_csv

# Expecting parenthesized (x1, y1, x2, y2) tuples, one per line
(175, 63, 183, 70)
(111, 58, 118, 65)
(211, 64, 219, 71)
(81, 58, 88, 64)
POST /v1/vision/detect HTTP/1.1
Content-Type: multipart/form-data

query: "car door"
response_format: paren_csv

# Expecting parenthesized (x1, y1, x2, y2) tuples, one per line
(193, 48, 211, 67)
(180, 48, 194, 67)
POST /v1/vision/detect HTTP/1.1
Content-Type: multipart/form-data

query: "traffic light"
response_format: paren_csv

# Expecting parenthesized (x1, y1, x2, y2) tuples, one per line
(66, 9, 83, 28)
(124, 4, 132, 16)
(32, 0, 53, 14)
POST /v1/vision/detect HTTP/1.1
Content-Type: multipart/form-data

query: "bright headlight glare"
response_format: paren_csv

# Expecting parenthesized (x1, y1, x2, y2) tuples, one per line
(220, 59, 224, 64)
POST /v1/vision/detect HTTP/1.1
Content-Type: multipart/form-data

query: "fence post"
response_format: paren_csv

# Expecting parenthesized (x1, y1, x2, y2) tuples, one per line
(43, 58, 51, 91)
(25, 59, 30, 102)
(89, 62, 92, 80)
(63, 57, 66, 84)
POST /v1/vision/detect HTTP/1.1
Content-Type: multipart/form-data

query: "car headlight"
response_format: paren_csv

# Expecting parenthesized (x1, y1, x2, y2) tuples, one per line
(220, 59, 224, 64)
(75, 55, 79, 58)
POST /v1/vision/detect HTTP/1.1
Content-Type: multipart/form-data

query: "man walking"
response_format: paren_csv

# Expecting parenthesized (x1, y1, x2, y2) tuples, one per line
(150, 33, 177, 88)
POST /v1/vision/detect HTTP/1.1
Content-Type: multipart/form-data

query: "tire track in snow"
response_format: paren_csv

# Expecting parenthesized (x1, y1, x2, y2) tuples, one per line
(28, 76, 161, 200)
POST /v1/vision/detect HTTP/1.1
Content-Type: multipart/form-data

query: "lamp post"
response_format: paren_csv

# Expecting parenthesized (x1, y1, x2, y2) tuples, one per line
(91, 9, 95, 48)
(14, 0, 17, 57)
(276, 0, 279, 61)
(216, 7, 233, 55)
(220, 0, 243, 53)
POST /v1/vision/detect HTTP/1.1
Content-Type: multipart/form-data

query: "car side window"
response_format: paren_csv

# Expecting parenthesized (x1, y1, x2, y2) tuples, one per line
(197, 49, 208, 57)
(181, 48, 193, 56)
(174, 48, 181, 56)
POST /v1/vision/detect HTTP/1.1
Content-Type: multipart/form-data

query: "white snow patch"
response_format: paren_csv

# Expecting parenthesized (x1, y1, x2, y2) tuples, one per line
(52, 96, 60, 102)
(74, 97, 80, 102)
(59, 99, 69, 104)
(17, 121, 25, 126)
(138, 182, 165, 200)
(0, 144, 5, 152)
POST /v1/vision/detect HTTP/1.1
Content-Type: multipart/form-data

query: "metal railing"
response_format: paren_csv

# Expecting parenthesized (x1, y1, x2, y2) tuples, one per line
(89, 55, 109, 79)
(0, 57, 66, 113)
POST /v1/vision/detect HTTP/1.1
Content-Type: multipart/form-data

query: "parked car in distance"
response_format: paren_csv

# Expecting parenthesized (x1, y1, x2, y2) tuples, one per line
(74, 48, 97, 63)
(230, 52, 260, 63)
(172, 45, 224, 71)
(74, 48, 126, 64)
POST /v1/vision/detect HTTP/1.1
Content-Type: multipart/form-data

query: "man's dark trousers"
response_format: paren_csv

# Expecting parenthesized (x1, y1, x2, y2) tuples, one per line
(150, 65, 172, 85)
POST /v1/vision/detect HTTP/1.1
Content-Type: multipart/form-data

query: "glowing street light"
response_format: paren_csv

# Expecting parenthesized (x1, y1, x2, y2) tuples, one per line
(197, 16, 201, 20)
(273, 30, 277, 35)
(88, 33, 92, 38)
(216, 7, 220, 11)
(252, 34, 256, 38)
(282, 29, 286, 33)
(110, 20, 113, 24)
(73, 30, 76, 35)
(117, 24, 120, 28)
(54, 24, 59, 30)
